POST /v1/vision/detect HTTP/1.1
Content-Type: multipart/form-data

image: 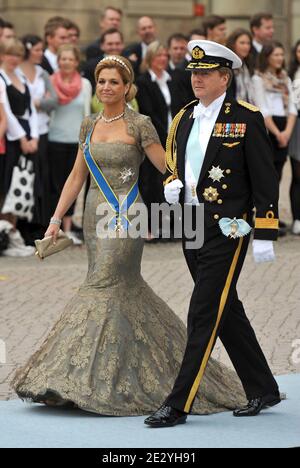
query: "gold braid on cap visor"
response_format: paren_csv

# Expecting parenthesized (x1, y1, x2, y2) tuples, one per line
(186, 62, 220, 70)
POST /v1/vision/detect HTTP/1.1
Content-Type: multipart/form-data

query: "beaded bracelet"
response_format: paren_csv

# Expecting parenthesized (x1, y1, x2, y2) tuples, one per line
(50, 217, 62, 226)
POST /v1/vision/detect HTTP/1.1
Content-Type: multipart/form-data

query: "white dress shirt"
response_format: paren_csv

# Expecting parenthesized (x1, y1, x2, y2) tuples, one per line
(0, 69, 39, 141)
(185, 92, 226, 204)
(44, 49, 58, 72)
(252, 40, 263, 54)
(141, 42, 148, 60)
(0, 79, 5, 104)
(0, 78, 25, 141)
(252, 74, 297, 118)
(149, 69, 172, 130)
(16, 65, 51, 136)
(169, 60, 176, 71)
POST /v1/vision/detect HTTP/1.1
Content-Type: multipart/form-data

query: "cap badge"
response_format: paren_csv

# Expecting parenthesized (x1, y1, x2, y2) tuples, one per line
(192, 46, 205, 60)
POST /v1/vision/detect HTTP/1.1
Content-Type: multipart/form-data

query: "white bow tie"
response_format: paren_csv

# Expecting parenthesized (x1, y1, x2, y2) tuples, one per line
(193, 104, 214, 119)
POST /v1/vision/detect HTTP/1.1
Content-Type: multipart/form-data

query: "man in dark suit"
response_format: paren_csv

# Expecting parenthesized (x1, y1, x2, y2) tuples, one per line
(167, 33, 188, 72)
(82, 28, 125, 92)
(123, 16, 157, 78)
(0, 20, 16, 41)
(167, 33, 195, 103)
(41, 17, 69, 75)
(202, 15, 227, 45)
(145, 40, 281, 428)
(85, 6, 123, 60)
(249, 12, 274, 68)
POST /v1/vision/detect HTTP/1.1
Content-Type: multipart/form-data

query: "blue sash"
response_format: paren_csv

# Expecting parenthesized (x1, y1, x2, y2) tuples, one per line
(83, 130, 139, 232)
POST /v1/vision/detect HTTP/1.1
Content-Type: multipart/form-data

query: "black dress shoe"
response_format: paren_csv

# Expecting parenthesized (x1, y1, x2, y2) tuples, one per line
(279, 220, 287, 229)
(144, 405, 187, 428)
(278, 228, 287, 237)
(233, 394, 281, 417)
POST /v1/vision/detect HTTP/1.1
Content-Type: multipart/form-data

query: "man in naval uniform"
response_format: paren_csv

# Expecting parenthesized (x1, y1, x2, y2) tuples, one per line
(145, 40, 281, 428)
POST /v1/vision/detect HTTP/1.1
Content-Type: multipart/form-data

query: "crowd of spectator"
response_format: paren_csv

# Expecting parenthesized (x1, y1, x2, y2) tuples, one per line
(0, 7, 300, 255)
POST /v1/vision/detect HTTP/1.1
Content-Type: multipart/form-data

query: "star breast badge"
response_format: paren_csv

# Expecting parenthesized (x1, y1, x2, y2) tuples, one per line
(119, 168, 135, 184)
(208, 166, 225, 183)
(203, 187, 219, 202)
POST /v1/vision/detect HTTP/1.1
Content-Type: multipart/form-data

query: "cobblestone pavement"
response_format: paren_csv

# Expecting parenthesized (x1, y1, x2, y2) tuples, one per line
(0, 165, 300, 400)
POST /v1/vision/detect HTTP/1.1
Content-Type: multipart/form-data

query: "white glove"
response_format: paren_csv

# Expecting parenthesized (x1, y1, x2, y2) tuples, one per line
(252, 240, 275, 263)
(164, 179, 184, 204)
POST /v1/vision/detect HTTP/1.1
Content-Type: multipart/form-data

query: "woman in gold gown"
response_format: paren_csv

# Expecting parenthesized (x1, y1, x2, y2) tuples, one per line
(12, 56, 245, 416)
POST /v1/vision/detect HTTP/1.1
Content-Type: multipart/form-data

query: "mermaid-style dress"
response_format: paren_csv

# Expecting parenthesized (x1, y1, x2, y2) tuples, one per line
(12, 108, 246, 415)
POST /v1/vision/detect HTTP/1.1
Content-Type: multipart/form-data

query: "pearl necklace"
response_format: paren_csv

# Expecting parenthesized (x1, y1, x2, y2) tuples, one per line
(100, 111, 125, 124)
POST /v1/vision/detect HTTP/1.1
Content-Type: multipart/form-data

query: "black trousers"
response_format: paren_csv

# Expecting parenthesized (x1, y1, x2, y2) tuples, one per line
(269, 116, 288, 182)
(48, 142, 77, 217)
(290, 157, 300, 220)
(165, 212, 279, 414)
(34, 134, 50, 227)
(138, 157, 166, 235)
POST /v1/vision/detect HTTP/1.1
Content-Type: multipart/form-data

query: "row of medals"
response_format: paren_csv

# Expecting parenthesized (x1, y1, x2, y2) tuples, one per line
(213, 123, 247, 138)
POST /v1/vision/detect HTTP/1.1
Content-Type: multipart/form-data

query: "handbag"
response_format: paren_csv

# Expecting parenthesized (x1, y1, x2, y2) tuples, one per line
(35, 230, 73, 260)
(1, 155, 35, 222)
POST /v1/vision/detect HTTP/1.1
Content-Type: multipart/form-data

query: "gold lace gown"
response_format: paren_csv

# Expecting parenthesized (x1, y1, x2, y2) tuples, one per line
(12, 108, 246, 416)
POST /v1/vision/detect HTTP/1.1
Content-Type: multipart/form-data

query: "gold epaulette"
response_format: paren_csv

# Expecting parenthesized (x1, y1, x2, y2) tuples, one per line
(165, 100, 198, 185)
(238, 100, 260, 112)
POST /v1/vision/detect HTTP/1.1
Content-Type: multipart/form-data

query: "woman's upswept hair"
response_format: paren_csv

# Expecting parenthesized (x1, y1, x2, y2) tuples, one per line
(94, 55, 137, 102)
(21, 34, 43, 60)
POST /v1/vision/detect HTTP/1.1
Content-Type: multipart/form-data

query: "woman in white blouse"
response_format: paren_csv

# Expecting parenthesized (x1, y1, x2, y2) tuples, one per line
(0, 38, 39, 255)
(288, 40, 300, 235)
(252, 41, 297, 182)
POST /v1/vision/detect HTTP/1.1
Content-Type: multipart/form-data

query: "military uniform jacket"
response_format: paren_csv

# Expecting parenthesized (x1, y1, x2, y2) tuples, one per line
(170, 92, 279, 241)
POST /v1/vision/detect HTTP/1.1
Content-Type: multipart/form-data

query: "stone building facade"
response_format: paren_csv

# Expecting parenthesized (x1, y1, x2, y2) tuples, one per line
(0, 0, 299, 51)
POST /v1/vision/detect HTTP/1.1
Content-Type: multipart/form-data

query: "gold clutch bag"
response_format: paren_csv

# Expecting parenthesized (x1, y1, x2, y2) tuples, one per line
(35, 230, 74, 260)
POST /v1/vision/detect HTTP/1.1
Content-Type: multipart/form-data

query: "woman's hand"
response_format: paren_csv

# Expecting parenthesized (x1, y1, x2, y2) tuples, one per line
(280, 129, 292, 147)
(27, 139, 39, 153)
(20, 137, 31, 155)
(276, 132, 288, 148)
(44, 223, 61, 244)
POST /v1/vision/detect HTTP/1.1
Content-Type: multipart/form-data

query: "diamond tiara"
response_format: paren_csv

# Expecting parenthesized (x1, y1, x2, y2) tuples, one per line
(98, 56, 132, 76)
